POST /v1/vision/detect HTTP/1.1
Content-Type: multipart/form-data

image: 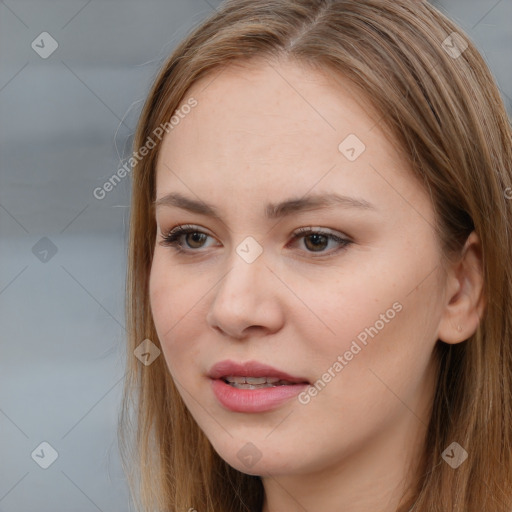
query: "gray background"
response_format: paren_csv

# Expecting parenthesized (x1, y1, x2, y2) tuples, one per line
(0, 0, 510, 510)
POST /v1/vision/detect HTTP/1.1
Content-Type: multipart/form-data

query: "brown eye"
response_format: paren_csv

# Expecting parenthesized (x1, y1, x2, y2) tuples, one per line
(185, 232, 208, 249)
(160, 225, 216, 253)
(303, 233, 329, 252)
(289, 227, 352, 257)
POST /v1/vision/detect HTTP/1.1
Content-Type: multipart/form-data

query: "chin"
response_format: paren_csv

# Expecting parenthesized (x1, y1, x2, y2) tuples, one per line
(213, 444, 299, 477)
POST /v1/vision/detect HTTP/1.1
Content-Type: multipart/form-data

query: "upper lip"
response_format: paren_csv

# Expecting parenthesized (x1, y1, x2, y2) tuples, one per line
(208, 360, 309, 383)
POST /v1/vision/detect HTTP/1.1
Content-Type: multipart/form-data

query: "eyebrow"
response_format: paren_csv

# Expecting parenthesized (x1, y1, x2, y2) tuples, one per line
(153, 191, 376, 220)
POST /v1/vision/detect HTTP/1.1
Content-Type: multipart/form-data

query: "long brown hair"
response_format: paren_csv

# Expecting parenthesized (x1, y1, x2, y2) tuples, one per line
(118, 1, 512, 510)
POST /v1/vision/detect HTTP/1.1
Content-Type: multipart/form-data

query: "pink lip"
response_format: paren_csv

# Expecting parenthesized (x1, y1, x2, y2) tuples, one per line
(208, 359, 309, 413)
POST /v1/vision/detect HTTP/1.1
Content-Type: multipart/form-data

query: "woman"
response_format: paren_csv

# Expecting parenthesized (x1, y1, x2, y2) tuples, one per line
(119, 1, 512, 510)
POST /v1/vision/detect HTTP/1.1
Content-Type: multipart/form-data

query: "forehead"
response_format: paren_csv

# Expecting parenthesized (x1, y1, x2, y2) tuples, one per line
(161, 57, 379, 151)
(154, 57, 424, 220)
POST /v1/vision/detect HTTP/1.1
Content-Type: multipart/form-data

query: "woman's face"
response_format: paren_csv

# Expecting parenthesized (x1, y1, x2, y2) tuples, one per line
(150, 58, 447, 480)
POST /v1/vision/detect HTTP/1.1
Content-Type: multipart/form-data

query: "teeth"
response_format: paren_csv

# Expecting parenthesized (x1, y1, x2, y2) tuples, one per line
(230, 383, 275, 389)
(225, 376, 246, 384)
(245, 377, 267, 385)
(223, 375, 295, 388)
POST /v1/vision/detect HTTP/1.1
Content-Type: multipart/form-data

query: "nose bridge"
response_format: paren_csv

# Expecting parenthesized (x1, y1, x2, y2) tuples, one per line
(217, 231, 267, 292)
(207, 242, 282, 337)
(216, 245, 267, 308)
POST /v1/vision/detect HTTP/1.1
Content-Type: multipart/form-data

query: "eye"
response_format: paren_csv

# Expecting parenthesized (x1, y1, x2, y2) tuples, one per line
(159, 224, 352, 256)
(159, 224, 217, 253)
(288, 227, 352, 256)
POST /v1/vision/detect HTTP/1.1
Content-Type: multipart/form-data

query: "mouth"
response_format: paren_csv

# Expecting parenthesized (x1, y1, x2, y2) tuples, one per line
(221, 376, 306, 389)
(208, 359, 310, 412)
(208, 359, 310, 386)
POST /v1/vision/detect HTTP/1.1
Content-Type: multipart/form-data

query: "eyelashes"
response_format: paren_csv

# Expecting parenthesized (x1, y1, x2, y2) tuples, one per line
(161, 225, 212, 252)
(289, 226, 352, 255)
(159, 224, 352, 257)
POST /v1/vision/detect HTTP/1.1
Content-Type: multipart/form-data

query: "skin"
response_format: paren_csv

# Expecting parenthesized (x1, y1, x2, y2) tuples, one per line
(149, 57, 484, 512)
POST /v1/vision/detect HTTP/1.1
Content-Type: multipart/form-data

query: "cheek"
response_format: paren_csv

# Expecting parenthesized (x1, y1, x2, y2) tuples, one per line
(149, 253, 205, 366)
(290, 264, 400, 352)
(298, 253, 440, 393)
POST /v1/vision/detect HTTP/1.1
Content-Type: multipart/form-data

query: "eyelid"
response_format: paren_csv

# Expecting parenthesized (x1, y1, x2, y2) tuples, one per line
(291, 226, 347, 238)
(163, 223, 212, 238)
(160, 224, 349, 240)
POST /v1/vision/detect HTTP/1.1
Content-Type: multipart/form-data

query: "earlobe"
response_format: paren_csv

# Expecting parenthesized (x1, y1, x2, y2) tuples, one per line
(437, 231, 485, 344)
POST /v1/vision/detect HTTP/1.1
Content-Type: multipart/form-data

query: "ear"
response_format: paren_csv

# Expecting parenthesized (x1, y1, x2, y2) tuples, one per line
(437, 231, 486, 344)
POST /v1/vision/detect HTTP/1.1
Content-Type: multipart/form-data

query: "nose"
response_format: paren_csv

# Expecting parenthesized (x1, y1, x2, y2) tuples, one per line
(206, 249, 285, 340)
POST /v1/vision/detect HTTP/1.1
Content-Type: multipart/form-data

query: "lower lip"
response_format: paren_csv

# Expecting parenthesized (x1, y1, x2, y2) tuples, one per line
(211, 379, 309, 413)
